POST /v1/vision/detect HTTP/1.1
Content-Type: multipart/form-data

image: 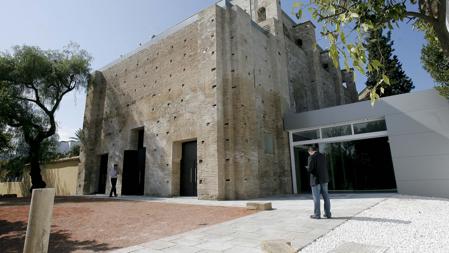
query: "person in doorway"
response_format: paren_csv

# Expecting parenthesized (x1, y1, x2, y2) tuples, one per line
(307, 145, 331, 219)
(109, 164, 119, 197)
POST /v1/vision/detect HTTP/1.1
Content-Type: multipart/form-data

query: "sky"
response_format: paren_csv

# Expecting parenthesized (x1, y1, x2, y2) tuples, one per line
(0, 0, 436, 141)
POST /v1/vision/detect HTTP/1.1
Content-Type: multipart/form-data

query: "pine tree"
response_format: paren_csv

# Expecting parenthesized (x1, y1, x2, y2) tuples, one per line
(365, 30, 414, 97)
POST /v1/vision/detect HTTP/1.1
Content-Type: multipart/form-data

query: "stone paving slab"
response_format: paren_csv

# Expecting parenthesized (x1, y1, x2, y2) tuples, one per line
(109, 194, 393, 253)
(328, 242, 389, 253)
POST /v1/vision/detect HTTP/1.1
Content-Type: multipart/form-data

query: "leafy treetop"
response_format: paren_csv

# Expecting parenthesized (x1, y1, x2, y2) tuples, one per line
(293, 0, 449, 102)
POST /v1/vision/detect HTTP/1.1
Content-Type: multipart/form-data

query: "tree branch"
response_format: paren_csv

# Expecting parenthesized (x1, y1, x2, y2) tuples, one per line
(405, 11, 437, 24)
(317, 10, 348, 21)
(43, 77, 77, 139)
(14, 96, 37, 104)
(7, 121, 22, 128)
(50, 83, 75, 114)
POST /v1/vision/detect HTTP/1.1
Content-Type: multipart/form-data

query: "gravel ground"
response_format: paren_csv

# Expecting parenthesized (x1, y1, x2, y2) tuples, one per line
(300, 195, 449, 253)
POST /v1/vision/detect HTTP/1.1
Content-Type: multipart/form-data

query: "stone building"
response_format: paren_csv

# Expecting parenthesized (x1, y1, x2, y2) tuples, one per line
(77, 0, 358, 200)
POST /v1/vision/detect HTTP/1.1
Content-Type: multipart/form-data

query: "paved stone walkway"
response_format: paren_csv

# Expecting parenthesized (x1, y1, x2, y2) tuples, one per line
(108, 194, 394, 253)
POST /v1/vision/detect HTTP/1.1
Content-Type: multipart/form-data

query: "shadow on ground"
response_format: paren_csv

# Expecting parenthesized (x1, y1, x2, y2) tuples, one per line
(0, 219, 120, 253)
(0, 196, 124, 207)
(253, 193, 398, 201)
(330, 216, 411, 224)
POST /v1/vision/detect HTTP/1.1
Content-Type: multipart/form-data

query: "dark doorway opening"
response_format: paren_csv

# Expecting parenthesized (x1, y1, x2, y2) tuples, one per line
(295, 137, 397, 193)
(98, 154, 108, 194)
(122, 148, 146, 195)
(137, 129, 144, 149)
(122, 128, 146, 195)
(180, 141, 197, 196)
(294, 147, 311, 193)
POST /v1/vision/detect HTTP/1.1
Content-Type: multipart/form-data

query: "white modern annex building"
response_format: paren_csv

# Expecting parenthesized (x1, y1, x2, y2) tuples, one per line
(284, 90, 449, 198)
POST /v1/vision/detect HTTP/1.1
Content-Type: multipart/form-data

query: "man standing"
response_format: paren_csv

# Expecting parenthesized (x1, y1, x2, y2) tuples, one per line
(109, 164, 119, 197)
(307, 146, 331, 219)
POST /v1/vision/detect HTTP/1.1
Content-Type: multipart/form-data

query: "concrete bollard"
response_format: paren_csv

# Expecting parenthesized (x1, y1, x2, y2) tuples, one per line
(23, 188, 55, 253)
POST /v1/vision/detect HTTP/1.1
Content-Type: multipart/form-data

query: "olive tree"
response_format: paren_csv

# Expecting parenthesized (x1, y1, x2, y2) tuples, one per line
(0, 44, 91, 190)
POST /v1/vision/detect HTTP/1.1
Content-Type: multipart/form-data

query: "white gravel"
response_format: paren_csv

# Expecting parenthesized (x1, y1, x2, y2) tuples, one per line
(300, 195, 449, 253)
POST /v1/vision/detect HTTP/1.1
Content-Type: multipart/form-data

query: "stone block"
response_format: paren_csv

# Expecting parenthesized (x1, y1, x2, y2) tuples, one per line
(329, 242, 389, 253)
(246, 202, 273, 210)
(260, 240, 298, 253)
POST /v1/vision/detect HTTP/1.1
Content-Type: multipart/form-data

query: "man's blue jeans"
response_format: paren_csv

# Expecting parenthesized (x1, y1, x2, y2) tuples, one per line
(311, 183, 331, 217)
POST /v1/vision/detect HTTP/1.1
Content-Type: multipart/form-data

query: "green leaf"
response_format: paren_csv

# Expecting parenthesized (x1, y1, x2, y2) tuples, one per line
(382, 74, 390, 85)
(296, 9, 303, 20)
(340, 31, 347, 44)
(371, 59, 382, 70)
(361, 23, 369, 32)
(329, 43, 339, 67)
(370, 90, 380, 106)
(355, 64, 366, 75)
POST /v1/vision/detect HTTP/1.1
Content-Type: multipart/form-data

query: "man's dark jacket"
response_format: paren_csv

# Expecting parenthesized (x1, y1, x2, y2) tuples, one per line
(307, 152, 329, 186)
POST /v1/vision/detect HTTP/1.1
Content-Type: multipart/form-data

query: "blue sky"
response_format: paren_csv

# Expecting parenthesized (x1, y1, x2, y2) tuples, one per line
(0, 0, 435, 140)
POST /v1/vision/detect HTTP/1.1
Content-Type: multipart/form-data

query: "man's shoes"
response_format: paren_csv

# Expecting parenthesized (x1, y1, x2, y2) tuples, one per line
(310, 215, 321, 219)
(323, 214, 332, 219)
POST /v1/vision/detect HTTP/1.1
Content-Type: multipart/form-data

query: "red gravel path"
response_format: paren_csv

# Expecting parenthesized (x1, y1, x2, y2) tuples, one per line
(0, 197, 256, 253)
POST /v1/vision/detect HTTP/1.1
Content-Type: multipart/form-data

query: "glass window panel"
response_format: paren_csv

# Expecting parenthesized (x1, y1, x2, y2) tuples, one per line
(292, 129, 319, 142)
(321, 125, 351, 138)
(294, 137, 397, 193)
(321, 137, 396, 191)
(353, 120, 387, 134)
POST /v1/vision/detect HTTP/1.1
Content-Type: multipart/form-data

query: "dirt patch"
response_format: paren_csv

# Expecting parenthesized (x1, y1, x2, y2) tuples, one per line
(0, 197, 256, 253)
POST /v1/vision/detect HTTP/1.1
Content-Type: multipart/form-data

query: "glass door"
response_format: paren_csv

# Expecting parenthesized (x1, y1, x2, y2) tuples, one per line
(294, 136, 397, 193)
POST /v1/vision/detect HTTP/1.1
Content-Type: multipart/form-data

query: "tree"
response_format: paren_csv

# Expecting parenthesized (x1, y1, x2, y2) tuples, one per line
(420, 25, 449, 98)
(0, 133, 60, 181)
(68, 144, 80, 157)
(294, 0, 449, 101)
(365, 30, 414, 96)
(0, 44, 91, 190)
(67, 128, 84, 157)
(70, 128, 85, 145)
(0, 124, 12, 154)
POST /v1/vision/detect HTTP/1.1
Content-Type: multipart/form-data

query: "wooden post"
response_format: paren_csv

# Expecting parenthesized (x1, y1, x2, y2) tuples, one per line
(23, 188, 55, 253)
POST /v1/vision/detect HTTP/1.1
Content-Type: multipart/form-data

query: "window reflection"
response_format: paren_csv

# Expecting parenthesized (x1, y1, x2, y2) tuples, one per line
(321, 125, 351, 138)
(294, 137, 397, 193)
(292, 129, 319, 142)
(353, 120, 387, 134)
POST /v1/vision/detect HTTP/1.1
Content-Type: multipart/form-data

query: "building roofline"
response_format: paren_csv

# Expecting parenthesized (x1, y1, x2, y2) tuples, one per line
(97, 0, 318, 72)
(98, 0, 230, 72)
(293, 20, 316, 29)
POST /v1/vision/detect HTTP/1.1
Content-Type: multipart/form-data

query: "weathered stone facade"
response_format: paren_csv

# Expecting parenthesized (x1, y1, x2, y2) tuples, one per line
(77, 0, 357, 200)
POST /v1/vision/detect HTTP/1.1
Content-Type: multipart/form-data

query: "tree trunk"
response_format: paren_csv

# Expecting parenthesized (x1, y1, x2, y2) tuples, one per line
(29, 143, 46, 191)
(434, 0, 449, 56)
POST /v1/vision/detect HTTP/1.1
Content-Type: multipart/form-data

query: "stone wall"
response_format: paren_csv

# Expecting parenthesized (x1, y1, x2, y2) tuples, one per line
(78, 0, 358, 200)
(79, 6, 224, 199)
(283, 20, 357, 112)
(216, 3, 292, 199)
